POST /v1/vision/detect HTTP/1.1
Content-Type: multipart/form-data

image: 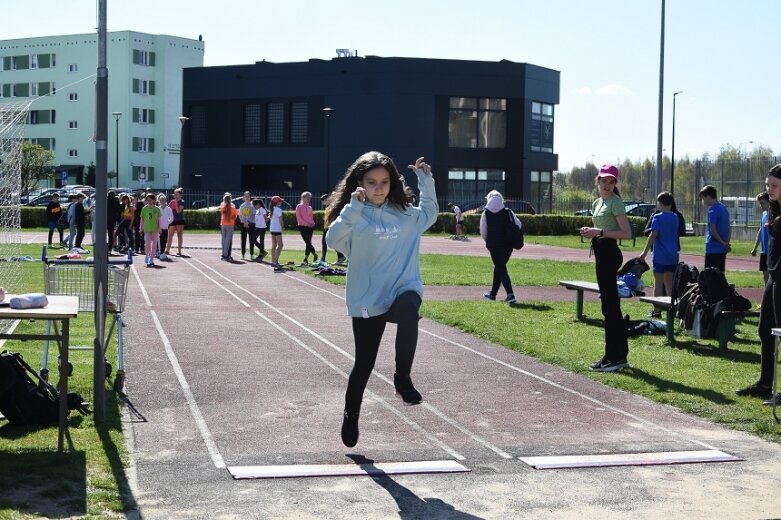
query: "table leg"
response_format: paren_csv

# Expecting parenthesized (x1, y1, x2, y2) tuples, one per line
(576, 291, 584, 320)
(58, 318, 69, 452)
(666, 308, 674, 341)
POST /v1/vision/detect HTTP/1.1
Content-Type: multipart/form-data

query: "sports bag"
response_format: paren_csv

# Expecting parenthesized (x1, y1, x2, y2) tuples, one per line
(504, 209, 524, 250)
(0, 351, 90, 426)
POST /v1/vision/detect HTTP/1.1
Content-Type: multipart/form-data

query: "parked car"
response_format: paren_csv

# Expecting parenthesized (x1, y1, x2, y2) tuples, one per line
(624, 203, 656, 219)
(24, 190, 68, 206)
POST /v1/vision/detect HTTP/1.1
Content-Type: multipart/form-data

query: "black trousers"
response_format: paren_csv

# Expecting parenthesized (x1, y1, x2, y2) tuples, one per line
(704, 253, 727, 272)
(593, 238, 628, 361)
(299, 226, 316, 259)
(252, 227, 266, 253)
(344, 291, 422, 415)
(488, 245, 514, 297)
(240, 224, 256, 256)
(757, 274, 781, 387)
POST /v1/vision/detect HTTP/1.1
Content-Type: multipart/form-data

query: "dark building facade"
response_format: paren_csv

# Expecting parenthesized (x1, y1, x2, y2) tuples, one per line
(181, 56, 559, 211)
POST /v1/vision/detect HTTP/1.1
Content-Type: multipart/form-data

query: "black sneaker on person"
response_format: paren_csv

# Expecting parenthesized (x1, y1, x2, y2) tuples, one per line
(394, 373, 422, 405)
(341, 412, 359, 448)
(589, 358, 629, 372)
(735, 382, 773, 399)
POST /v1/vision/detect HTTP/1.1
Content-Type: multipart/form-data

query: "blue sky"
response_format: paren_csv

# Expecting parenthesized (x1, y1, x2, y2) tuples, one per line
(5, 0, 779, 172)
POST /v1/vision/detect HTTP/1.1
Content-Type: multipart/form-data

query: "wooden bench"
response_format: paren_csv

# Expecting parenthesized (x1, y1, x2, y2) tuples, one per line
(559, 280, 601, 320)
(640, 295, 759, 349)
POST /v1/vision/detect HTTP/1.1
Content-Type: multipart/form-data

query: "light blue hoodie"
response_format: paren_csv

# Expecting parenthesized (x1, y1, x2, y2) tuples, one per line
(326, 168, 438, 318)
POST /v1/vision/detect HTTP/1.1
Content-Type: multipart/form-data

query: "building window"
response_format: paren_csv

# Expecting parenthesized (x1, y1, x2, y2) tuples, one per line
(132, 79, 155, 95)
(11, 57, 17, 70)
(448, 97, 506, 149)
(267, 102, 284, 144)
(68, 92, 78, 102)
(68, 63, 78, 73)
(134, 50, 156, 66)
(140, 108, 152, 124)
(68, 120, 78, 129)
(290, 102, 308, 144)
(29, 111, 38, 124)
(530, 101, 554, 153)
(30, 83, 38, 97)
(529, 170, 552, 213)
(135, 137, 154, 152)
(190, 106, 207, 145)
(132, 165, 155, 182)
(30, 55, 38, 69)
(244, 104, 262, 144)
(68, 149, 78, 158)
(12, 83, 29, 97)
(447, 168, 506, 200)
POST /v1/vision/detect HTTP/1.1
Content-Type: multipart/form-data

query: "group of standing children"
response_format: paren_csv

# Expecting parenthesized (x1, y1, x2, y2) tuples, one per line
(45, 192, 87, 251)
(217, 192, 276, 265)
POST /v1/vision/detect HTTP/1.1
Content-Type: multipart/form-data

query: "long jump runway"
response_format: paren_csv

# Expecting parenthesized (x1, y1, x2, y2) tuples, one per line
(122, 248, 781, 519)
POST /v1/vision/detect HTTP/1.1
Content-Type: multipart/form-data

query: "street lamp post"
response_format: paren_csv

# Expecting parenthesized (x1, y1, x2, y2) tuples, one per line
(112, 112, 122, 188)
(178, 116, 189, 188)
(670, 91, 682, 195)
(323, 107, 334, 190)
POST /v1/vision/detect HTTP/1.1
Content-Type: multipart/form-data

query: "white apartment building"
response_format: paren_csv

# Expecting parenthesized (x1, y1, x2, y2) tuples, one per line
(0, 31, 204, 189)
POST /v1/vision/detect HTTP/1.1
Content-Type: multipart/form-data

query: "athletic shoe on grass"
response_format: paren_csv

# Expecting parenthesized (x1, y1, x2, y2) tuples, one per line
(589, 358, 629, 372)
(504, 294, 516, 304)
(735, 382, 773, 399)
(483, 293, 496, 301)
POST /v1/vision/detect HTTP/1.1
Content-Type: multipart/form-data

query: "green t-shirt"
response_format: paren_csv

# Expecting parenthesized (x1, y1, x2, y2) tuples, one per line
(140, 205, 161, 234)
(591, 193, 625, 232)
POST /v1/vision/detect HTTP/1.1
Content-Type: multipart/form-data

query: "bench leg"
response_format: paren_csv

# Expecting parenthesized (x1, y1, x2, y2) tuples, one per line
(773, 337, 779, 423)
(716, 318, 736, 350)
(576, 290, 584, 320)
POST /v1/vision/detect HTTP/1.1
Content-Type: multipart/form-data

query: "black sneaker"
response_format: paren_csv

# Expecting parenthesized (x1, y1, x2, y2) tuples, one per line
(735, 382, 773, 399)
(483, 293, 496, 301)
(590, 358, 629, 372)
(341, 412, 359, 448)
(394, 373, 422, 405)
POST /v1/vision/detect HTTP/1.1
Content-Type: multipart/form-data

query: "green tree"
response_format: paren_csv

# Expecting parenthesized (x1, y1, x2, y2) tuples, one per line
(20, 142, 55, 196)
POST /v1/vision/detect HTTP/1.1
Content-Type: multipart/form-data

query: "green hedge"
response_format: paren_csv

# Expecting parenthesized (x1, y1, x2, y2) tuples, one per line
(20, 207, 646, 236)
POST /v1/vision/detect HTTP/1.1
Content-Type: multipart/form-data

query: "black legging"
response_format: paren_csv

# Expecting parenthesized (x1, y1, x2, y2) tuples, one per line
(488, 245, 514, 297)
(298, 226, 317, 260)
(344, 291, 422, 415)
(593, 238, 628, 361)
(757, 275, 781, 387)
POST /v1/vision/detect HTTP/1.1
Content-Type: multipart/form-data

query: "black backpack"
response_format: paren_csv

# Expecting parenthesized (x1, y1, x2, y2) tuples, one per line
(671, 262, 699, 305)
(0, 351, 90, 426)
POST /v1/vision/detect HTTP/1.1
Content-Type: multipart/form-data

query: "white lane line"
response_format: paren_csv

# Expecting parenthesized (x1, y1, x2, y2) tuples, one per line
(189, 257, 514, 460)
(251, 309, 465, 461)
(130, 266, 152, 307)
(150, 309, 226, 469)
(420, 328, 718, 451)
(131, 265, 227, 469)
(261, 262, 720, 452)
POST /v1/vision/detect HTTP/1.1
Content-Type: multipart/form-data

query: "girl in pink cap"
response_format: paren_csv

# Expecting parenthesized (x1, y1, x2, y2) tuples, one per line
(579, 163, 633, 372)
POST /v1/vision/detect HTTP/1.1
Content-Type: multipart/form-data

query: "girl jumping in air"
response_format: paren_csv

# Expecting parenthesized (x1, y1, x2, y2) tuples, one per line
(326, 152, 438, 448)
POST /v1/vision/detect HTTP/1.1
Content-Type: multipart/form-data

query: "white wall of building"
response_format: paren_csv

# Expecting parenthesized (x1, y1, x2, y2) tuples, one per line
(0, 31, 204, 190)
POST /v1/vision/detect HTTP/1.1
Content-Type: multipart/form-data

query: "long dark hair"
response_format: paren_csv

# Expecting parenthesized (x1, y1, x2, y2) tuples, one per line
(326, 151, 411, 224)
(768, 164, 781, 225)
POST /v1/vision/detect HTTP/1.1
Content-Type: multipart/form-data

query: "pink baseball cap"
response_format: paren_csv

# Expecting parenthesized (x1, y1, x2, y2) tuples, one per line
(598, 163, 619, 179)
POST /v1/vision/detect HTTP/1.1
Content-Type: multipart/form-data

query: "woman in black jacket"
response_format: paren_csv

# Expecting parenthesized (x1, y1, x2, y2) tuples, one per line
(479, 190, 521, 303)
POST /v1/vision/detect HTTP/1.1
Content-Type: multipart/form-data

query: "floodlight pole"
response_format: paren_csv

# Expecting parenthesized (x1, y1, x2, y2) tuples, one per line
(670, 91, 682, 195)
(112, 112, 121, 188)
(655, 0, 666, 196)
(93, 0, 109, 422)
